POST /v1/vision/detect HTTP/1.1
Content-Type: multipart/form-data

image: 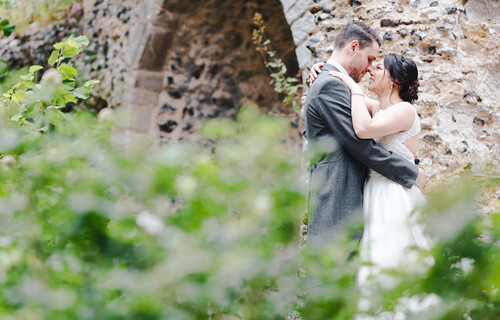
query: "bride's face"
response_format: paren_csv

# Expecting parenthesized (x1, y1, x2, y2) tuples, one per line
(368, 59, 392, 96)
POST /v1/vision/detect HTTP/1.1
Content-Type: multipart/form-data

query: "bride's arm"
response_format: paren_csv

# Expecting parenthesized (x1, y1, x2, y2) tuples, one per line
(329, 71, 414, 139)
(364, 97, 379, 116)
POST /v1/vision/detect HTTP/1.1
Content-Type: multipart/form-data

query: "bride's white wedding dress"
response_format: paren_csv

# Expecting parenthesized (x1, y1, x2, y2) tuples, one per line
(358, 108, 429, 286)
(356, 109, 439, 318)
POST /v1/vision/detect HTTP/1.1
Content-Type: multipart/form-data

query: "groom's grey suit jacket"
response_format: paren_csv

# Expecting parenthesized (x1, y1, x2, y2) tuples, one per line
(304, 64, 419, 244)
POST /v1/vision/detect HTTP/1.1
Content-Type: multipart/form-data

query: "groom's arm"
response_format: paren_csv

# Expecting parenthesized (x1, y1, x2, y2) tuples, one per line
(315, 78, 419, 188)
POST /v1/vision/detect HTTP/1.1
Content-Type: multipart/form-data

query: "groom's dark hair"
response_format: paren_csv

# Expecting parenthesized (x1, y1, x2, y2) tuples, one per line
(334, 21, 381, 50)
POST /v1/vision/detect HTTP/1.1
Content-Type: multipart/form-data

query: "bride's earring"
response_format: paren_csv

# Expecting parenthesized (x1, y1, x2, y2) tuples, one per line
(390, 82, 394, 90)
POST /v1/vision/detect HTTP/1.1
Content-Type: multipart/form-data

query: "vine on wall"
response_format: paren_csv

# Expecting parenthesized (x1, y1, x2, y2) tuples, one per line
(252, 12, 302, 113)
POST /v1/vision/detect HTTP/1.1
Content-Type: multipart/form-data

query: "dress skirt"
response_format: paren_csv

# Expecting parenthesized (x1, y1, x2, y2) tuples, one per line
(357, 171, 429, 287)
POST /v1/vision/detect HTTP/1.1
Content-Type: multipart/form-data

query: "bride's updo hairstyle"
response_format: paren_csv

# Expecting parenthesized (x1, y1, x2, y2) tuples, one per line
(384, 54, 420, 103)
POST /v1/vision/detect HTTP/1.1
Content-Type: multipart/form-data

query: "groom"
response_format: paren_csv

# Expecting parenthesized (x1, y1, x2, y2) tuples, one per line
(304, 21, 427, 245)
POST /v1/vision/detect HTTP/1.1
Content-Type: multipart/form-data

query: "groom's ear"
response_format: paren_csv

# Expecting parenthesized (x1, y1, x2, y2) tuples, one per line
(349, 40, 359, 54)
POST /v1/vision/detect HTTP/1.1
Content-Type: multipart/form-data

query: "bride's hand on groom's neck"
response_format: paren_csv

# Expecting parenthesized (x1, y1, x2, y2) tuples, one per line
(307, 62, 324, 84)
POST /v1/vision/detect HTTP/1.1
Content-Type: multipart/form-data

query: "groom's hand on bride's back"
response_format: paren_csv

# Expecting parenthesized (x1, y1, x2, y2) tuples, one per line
(307, 62, 324, 83)
(414, 168, 429, 191)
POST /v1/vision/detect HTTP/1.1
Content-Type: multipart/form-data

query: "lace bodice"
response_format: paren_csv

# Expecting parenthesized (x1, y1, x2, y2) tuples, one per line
(373, 108, 421, 163)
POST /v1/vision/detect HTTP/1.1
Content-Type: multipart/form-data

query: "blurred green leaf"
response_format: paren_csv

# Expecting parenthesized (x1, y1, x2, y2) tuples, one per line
(72, 87, 89, 99)
(53, 42, 65, 50)
(48, 50, 59, 66)
(62, 41, 79, 58)
(0, 18, 15, 36)
(28, 65, 43, 73)
(64, 93, 77, 104)
(74, 35, 89, 47)
(83, 80, 100, 88)
(62, 46, 79, 59)
(19, 73, 33, 81)
(59, 64, 77, 80)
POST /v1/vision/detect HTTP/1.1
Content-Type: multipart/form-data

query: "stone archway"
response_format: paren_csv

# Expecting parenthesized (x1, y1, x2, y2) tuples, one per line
(122, 0, 313, 142)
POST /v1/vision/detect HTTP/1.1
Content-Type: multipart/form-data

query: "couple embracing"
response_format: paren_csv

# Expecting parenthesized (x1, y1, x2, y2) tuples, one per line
(304, 21, 432, 292)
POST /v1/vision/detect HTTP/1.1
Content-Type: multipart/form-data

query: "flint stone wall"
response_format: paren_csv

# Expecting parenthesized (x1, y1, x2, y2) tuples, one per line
(81, 0, 309, 144)
(304, 0, 499, 182)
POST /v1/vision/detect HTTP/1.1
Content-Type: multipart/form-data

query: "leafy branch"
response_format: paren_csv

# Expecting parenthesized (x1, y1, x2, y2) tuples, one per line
(0, 35, 99, 126)
(252, 12, 302, 113)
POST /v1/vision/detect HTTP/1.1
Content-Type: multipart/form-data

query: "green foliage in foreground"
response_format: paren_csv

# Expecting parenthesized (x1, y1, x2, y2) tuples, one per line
(0, 107, 497, 320)
(0, 104, 306, 319)
(0, 35, 498, 320)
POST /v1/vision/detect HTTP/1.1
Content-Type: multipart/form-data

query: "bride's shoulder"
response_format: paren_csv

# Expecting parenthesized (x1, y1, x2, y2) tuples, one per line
(392, 102, 415, 114)
(382, 102, 416, 124)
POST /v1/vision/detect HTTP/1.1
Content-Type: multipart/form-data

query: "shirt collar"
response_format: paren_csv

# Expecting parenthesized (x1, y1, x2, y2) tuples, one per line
(327, 59, 349, 77)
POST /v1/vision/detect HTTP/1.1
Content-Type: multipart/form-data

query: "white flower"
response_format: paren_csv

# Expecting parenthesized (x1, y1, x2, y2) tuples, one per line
(136, 210, 165, 235)
(453, 257, 475, 274)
